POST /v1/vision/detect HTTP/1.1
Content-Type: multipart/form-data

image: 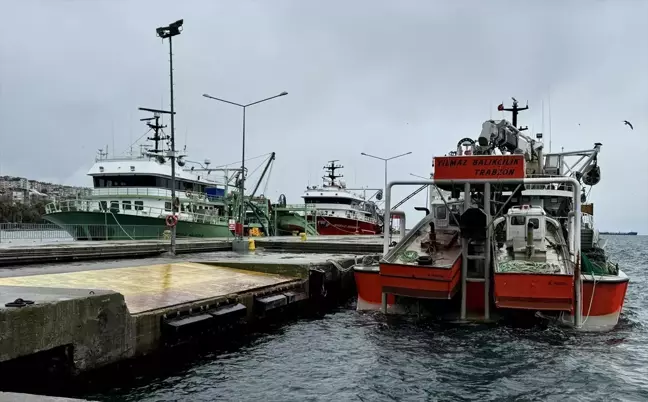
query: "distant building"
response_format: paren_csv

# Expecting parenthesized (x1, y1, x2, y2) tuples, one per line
(0, 175, 91, 205)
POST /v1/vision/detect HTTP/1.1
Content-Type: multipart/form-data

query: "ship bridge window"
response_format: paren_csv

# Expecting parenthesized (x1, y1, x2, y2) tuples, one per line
(511, 216, 526, 225)
(435, 206, 447, 220)
(93, 175, 205, 193)
(304, 197, 352, 205)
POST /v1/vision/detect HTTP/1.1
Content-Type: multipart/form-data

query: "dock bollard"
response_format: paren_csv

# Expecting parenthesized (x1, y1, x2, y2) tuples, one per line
(248, 238, 256, 251)
(300, 232, 307, 241)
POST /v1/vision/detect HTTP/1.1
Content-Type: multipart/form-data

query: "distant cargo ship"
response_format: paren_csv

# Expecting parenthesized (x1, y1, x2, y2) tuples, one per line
(600, 231, 638, 235)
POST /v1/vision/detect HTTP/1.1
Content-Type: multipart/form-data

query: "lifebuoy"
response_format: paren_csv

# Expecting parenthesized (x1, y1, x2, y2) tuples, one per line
(185, 190, 193, 198)
(165, 214, 178, 227)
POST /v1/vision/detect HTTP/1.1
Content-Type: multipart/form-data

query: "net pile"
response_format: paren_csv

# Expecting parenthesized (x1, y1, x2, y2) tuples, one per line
(398, 250, 419, 263)
(496, 260, 563, 274)
(581, 252, 619, 276)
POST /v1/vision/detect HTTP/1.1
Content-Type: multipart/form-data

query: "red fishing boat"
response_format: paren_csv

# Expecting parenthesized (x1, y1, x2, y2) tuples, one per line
(354, 98, 628, 331)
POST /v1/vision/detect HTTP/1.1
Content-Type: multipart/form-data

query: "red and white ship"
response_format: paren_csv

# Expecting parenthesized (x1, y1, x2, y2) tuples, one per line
(280, 160, 383, 235)
(304, 161, 383, 235)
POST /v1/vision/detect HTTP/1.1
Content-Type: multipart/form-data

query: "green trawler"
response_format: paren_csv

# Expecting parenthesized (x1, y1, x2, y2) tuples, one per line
(43, 114, 262, 240)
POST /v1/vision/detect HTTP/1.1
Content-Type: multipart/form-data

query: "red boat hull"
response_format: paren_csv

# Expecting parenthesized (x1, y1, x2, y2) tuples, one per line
(309, 216, 381, 235)
(356, 266, 629, 331)
(559, 272, 629, 331)
(354, 255, 462, 313)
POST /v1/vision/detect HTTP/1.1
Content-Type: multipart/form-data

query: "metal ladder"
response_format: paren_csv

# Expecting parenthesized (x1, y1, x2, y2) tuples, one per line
(460, 182, 492, 321)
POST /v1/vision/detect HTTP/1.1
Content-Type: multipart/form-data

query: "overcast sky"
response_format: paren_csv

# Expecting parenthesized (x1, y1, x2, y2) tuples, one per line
(1, 0, 647, 233)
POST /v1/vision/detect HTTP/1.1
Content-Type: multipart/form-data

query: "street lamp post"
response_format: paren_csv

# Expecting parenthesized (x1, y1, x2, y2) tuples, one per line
(156, 19, 183, 255)
(202, 92, 288, 246)
(360, 151, 412, 235)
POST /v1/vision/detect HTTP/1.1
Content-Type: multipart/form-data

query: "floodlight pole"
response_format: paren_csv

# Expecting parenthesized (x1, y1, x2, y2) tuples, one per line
(156, 19, 183, 255)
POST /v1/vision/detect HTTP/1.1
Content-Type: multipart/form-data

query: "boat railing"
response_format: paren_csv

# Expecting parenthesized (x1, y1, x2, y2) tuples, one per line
(275, 203, 318, 211)
(523, 175, 575, 191)
(90, 187, 226, 202)
(0, 223, 188, 243)
(44, 199, 231, 225)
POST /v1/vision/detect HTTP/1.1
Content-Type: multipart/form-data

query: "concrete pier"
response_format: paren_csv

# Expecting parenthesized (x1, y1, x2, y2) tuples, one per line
(0, 235, 384, 267)
(0, 245, 368, 381)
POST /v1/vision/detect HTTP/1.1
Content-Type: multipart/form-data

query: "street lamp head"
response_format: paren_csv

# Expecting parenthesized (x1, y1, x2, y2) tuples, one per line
(156, 19, 184, 38)
(279, 91, 288, 96)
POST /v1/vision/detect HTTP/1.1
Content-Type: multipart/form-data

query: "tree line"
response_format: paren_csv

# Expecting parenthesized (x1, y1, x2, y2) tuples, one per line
(0, 199, 47, 223)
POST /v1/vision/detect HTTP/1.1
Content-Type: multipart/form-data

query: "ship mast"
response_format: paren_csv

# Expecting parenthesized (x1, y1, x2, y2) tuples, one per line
(141, 114, 168, 154)
(322, 160, 343, 188)
(498, 97, 529, 132)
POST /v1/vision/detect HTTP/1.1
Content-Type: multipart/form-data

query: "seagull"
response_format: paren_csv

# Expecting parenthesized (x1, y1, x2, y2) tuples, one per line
(624, 120, 634, 130)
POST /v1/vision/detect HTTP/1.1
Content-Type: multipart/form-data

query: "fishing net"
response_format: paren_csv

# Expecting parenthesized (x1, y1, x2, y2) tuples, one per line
(398, 250, 419, 263)
(581, 252, 618, 276)
(496, 260, 563, 274)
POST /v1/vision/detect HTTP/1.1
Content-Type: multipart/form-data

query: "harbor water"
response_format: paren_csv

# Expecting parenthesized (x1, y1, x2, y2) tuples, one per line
(9, 236, 648, 401)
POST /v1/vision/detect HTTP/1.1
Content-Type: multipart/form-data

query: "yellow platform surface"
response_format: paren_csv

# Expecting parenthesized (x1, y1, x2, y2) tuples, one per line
(0, 262, 296, 314)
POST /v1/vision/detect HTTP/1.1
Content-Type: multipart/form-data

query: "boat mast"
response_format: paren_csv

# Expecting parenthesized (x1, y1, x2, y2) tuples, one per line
(322, 160, 343, 187)
(141, 114, 168, 155)
(498, 97, 529, 131)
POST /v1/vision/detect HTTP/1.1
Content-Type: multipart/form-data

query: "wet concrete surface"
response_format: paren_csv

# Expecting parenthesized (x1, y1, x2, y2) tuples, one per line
(0, 249, 372, 277)
(0, 262, 298, 314)
(0, 285, 115, 307)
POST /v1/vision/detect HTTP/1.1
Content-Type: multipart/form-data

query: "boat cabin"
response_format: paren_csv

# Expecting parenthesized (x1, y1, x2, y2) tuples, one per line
(431, 199, 463, 230)
(505, 205, 547, 257)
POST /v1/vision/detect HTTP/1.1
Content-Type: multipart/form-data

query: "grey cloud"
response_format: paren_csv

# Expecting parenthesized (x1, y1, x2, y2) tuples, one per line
(1, 0, 646, 232)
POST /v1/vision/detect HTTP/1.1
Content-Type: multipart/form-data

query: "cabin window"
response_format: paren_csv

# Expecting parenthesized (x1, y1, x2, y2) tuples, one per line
(93, 175, 206, 194)
(109, 201, 119, 213)
(134, 201, 144, 211)
(528, 218, 540, 229)
(164, 202, 172, 211)
(435, 206, 447, 220)
(511, 216, 526, 225)
(122, 201, 132, 210)
(304, 197, 352, 205)
(99, 201, 107, 211)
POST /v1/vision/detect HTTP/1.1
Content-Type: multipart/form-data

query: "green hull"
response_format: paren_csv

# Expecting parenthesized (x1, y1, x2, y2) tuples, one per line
(43, 211, 233, 240)
(275, 212, 317, 236)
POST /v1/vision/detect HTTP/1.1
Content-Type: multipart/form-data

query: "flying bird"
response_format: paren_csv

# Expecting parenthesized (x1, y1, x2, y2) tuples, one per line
(623, 120, 634, 130)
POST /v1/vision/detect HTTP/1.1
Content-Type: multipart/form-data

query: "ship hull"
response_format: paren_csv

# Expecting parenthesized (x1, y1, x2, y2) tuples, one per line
(276, 214, 382, 235)
(354, 256, 462, 314)
(558, 270, 629, 331)
(310, 216, 381, 235)
(43, 211, 232, 240)
(355, 265, 629, 331)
